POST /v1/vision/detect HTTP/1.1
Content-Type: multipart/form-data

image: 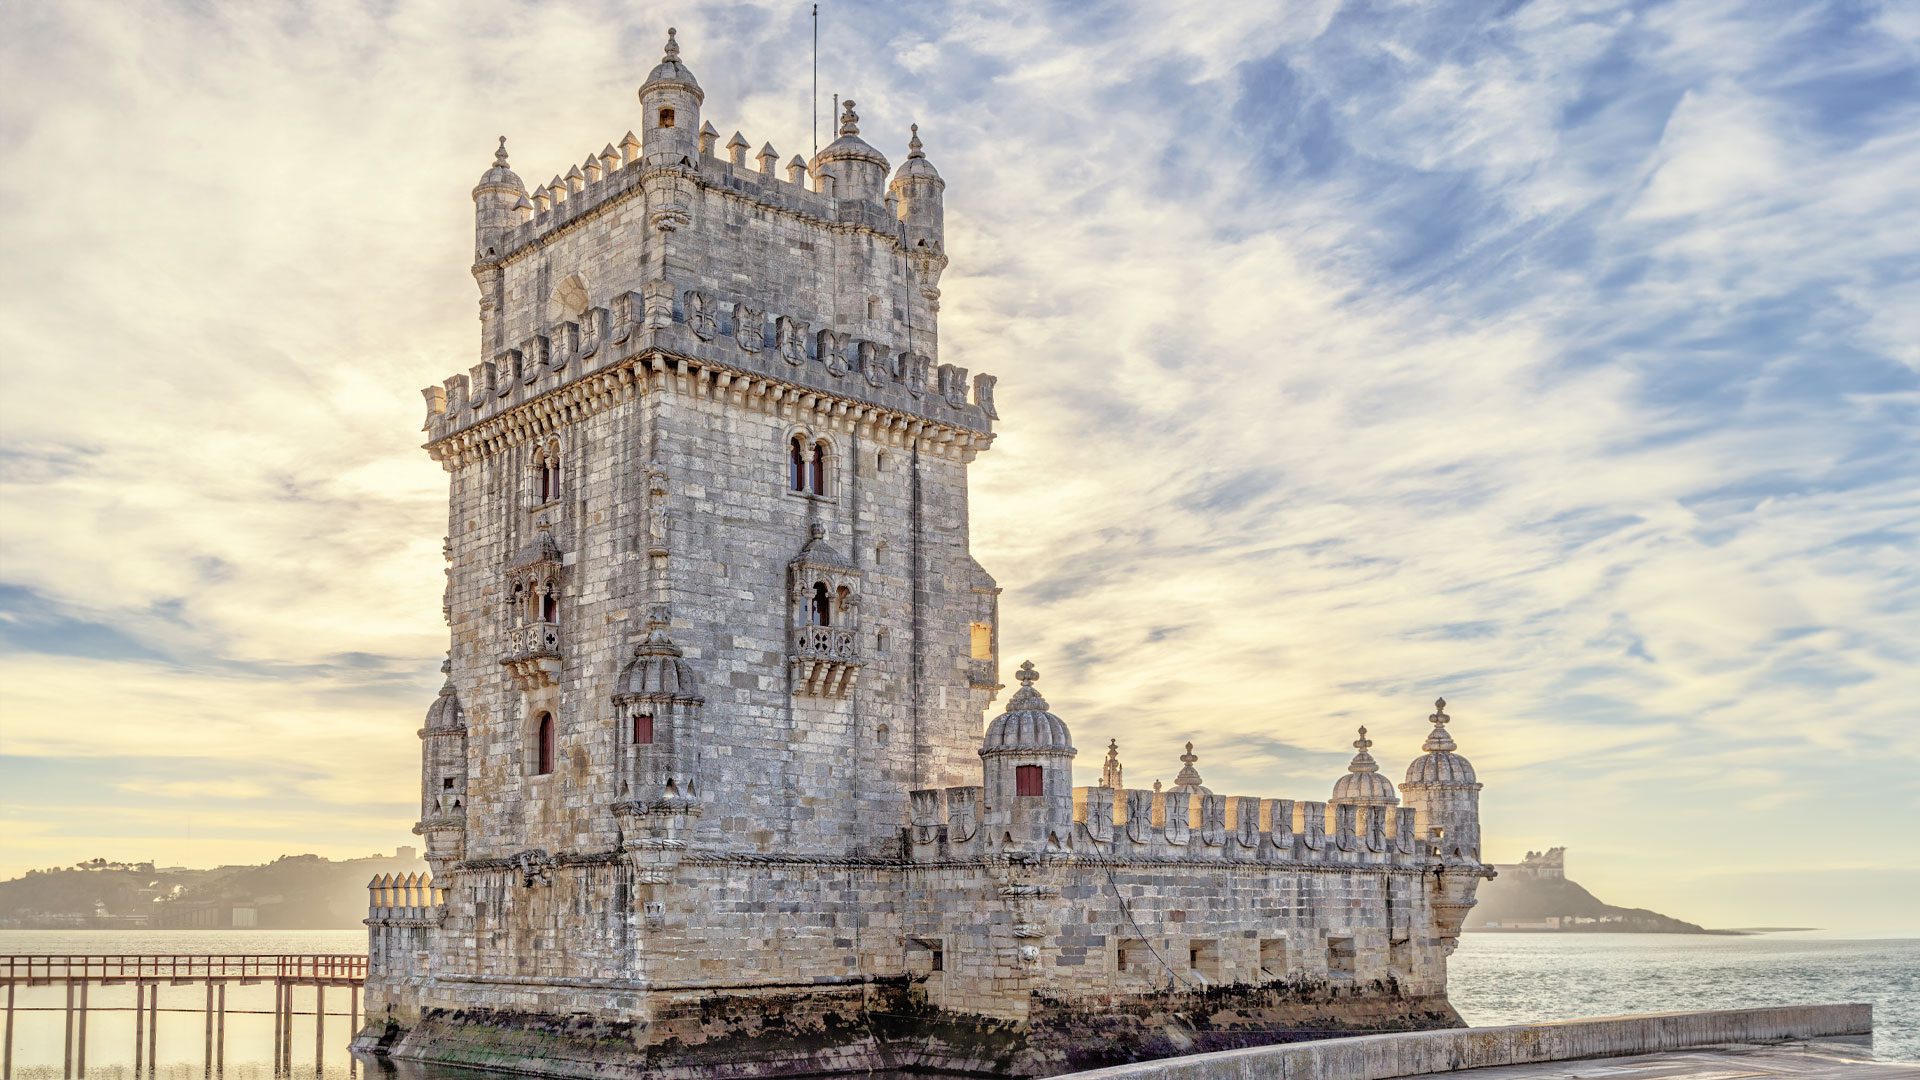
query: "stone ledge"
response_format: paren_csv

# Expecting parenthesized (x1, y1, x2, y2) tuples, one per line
(1056, 1005, 1875, 1080)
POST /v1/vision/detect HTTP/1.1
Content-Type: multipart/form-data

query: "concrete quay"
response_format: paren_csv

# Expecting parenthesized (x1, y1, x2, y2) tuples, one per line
(1058, 1005, 1904, 1080)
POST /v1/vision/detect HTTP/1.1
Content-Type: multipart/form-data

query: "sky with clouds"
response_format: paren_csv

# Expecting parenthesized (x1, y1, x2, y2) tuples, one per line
(1, 0, 1916, 931)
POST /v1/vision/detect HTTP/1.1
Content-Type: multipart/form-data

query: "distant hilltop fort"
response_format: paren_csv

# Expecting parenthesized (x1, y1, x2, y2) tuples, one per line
(1499, 847, 1567, 880)
(357, 29, 1495, 1077)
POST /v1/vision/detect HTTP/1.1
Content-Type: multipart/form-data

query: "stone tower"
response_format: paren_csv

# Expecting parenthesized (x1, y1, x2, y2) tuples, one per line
(365, 32, 1489, 1077)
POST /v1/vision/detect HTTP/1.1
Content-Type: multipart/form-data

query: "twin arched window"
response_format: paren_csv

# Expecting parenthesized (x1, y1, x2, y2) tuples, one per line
(535, 444, 561, 504)
(788, 437, 829, 496)
(810, 582, 833, 626)
(536, 713, 556, 775)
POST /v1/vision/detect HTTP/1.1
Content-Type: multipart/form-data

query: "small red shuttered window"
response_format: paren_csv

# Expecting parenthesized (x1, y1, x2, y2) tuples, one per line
(633, 713, 654, 745)
(1015, 765, 1043, 797)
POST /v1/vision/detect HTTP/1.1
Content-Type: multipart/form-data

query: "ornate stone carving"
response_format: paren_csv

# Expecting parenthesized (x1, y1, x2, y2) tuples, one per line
(816, 329, 849, 377)
(775, 316, 808, 365)
(973, 372, 998, 419)
(859, 340, 887, 387)
(512, 848, 554, 887)
(732, 303, 763, 352)
(684, 290, 716, 340)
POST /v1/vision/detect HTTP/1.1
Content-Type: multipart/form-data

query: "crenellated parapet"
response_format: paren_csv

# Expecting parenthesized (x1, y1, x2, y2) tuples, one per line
(422, 281, 994, 450)
(909, 782, 1425, 868)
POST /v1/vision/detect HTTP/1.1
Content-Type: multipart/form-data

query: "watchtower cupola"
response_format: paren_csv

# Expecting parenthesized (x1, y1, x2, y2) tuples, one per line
(638, 28, 703, 169)
(472, 136, 526, 263)
(811, 99, 890, 202)
(980, 661, 1077, 851)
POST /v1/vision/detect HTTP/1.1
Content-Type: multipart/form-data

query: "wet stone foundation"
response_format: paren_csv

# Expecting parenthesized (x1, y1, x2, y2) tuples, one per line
(362, 978, 1460, 1078)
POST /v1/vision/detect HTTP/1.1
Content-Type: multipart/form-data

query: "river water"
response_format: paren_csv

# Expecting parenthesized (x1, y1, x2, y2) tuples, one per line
(2, 929, 1913, 1077)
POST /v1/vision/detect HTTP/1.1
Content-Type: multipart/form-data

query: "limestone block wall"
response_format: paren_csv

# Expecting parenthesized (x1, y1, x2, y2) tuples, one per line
(904, 862, 1447, 1025)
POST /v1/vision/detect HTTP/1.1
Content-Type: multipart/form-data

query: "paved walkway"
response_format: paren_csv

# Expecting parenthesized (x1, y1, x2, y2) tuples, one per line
(1442, 1041, 1918, 1080)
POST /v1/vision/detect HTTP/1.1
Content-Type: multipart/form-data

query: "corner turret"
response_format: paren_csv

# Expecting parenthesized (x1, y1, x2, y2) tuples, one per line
(811, 99, 890, 202)
(473, 136, 525, 262)
(611, 605, 705, 882)
(980, 661, 1076, 851)
(414, 662, 469, 878)
(1399, 697, 1494, 950)
(638, 28, 703, 169)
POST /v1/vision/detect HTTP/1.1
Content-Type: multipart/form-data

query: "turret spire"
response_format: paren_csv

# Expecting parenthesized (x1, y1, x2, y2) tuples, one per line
(908, 123, 925, 159)
(494, 135, 510, 169)
(1172, 741, 1206, 791)
(1347, 726, 1380, 773)
(662, 26, 680, 62)
(839, 98, 860, 137)
(1101, 738, 1123, 790)
(1423, 697, 1457, 753)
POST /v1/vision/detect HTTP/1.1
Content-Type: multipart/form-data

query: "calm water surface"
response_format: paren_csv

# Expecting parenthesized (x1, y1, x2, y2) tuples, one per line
(2, 928, 1913, 1077)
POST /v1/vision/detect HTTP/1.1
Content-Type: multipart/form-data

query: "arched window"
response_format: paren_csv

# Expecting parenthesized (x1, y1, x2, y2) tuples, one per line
(538, 461, 559, 502)
(809, 440, 829, 495)
(789, 437, 807, 492)
(536, 713, 555, 775)
(632, 712, 654, 746)
(810, 582, 832, 627)
(1015, 765, 1043, 797)
(539, 582, 559, 624)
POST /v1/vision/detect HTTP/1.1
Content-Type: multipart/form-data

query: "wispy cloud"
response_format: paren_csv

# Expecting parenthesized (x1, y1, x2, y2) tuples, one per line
(0, 0, 1914, 927)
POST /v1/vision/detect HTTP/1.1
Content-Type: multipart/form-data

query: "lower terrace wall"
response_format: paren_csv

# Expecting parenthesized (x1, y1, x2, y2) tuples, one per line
(1056, 1004, 1876, 1080)
(359, 854, 1471, 1076)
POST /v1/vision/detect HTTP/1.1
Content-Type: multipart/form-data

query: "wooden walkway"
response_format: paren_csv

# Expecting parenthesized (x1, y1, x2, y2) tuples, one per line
(0, 953, 367, 1079)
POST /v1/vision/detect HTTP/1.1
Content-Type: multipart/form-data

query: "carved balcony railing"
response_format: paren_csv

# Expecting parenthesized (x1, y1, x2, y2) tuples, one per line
(791, 626, 859, 698)
(501, 620, 562, 688)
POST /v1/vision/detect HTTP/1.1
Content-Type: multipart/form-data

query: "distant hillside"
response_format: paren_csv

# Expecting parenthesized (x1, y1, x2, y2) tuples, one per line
(0, 850, 425, 930)
(1467, 847, 1731, 934)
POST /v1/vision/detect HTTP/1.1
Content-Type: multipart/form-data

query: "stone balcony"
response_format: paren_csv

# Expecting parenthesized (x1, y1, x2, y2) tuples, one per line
(501, 620, 562, 688)
(791, 625, 859, 697)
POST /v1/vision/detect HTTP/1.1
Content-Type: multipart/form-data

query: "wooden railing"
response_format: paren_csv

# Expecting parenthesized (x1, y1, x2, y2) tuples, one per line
(0, 953, 367, 983)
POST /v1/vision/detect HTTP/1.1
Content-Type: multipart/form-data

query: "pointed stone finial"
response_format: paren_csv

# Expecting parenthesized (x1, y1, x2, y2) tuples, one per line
(1347, 726, 1380, 774)
(662, 26, 680, 63)
(1423, 696, 1458, 753)
(809, 522, 826, 540)
(908, 123, 924, 159)
(1101, 738, 1124, 790)
(646, 603, 671, 630)
(494, 135, 510, 168)
(786, 154, 808, 183)
(699, 121, 718, 155)
(1153, 778, 1163, 793)
(839, 98, 860, 137)
(1172, 742, 1205, 790)
(726, 130, 749, 166)
(1016, 660, 1039, 687)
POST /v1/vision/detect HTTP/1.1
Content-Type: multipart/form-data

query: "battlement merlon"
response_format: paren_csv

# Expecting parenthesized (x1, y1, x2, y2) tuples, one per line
(907, 784, 1426, 865)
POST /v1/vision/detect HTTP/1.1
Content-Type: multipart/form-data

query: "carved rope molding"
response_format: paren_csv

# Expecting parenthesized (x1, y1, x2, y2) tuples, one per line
(427, 351, 993, 471)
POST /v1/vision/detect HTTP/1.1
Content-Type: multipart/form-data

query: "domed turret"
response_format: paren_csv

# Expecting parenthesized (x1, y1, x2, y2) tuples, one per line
(810, 99, 890, 202)
(982, 663, 1074, 752)
(980, 661, 1077, 852)
(1403, 699, 1477, 786)
(1399, 698, 1483, 863)
(638, 28, 703, 169)
(1330, 726, 1398, 806)
(617, 617, 703, 701)
(889, 124, 947, 346)
(473, 136, 526, 263)
(416, 666, 469, 877)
